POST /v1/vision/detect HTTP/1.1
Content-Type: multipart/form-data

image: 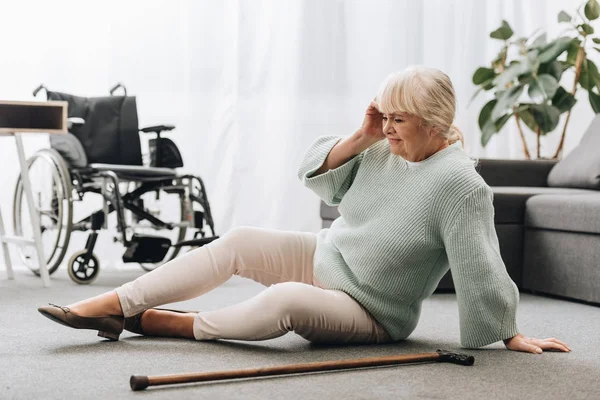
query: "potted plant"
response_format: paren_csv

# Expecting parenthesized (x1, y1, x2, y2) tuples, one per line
(471, 0, 600, 159)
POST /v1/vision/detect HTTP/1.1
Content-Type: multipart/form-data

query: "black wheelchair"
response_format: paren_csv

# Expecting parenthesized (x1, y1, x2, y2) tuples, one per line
(13, 83, 219, 284)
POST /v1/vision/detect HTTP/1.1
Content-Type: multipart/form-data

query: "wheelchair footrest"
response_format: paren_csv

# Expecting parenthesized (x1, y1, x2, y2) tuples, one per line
(172, 236, 220, 248)
(122, 234, 171, 263)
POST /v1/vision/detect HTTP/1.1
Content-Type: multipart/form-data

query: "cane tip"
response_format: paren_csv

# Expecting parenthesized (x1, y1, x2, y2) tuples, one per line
(130, 375, 149, 391)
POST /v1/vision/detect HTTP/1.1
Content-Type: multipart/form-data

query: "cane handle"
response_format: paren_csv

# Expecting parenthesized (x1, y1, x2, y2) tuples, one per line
(436, 349, 475, 366)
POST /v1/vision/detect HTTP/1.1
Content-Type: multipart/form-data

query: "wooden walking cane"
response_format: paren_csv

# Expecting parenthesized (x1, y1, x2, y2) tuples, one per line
(130, 349, 474, 391)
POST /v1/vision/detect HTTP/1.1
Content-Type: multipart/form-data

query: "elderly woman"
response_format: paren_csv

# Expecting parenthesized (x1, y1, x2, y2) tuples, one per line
(39, 66, 570, 354)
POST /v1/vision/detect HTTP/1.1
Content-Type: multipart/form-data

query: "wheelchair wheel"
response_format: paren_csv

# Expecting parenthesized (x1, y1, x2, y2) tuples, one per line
(67, 250, 100, 284)
(13, 149, 73, 275)
(131, 188, 187, 271)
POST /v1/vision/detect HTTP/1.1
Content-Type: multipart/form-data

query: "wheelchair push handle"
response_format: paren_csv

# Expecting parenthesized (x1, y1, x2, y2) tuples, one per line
(33, 84, 48, 98)
(109, 83, 127, 96)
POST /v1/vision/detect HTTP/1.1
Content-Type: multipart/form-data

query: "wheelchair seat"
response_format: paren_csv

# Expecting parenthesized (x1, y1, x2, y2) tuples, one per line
(85, 164, 177, 179)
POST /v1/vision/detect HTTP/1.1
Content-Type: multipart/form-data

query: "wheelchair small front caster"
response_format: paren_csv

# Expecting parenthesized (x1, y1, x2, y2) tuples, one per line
(67, 250, 100, 284)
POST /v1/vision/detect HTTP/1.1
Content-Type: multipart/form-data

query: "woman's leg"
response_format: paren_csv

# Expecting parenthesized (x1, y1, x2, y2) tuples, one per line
(67, 226, 318, 319)
(191, 282, 393, 344)
(66, 224, 392, 345)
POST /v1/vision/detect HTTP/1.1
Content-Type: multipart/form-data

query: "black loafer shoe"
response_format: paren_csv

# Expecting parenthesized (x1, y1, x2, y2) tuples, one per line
(38, 303, 124, 341)
(124, 308, 198, 335)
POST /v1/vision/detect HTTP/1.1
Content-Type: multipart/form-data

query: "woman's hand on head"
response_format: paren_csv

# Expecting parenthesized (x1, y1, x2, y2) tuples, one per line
(357, 100, 386, 142)
(503, 333, 571, 354)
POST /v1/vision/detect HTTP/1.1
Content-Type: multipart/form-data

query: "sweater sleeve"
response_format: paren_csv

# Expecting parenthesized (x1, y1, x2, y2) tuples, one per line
(442, 185, 520, 349)
(297, 135, 365, 206)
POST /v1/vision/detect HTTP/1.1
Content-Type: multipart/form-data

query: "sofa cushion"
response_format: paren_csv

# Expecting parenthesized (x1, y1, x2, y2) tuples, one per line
(525, 193, 600, 234)
(523, 229, 600, 303)
(492, 187, 593, 224)
(547, 115, 600, 189)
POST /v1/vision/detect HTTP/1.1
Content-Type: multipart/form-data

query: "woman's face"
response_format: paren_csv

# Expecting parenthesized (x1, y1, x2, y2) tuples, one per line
(382, 112, 443, 161)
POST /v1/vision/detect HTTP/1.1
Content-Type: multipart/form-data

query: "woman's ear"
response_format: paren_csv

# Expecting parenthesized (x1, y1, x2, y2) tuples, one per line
(425, 125, 439, 138)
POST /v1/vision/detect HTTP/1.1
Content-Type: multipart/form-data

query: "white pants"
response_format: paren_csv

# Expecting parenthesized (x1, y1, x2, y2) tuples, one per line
(115, 226, 392, 344)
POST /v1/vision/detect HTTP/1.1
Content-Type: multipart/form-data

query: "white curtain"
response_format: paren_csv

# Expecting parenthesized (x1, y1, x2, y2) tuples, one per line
(0, 0, 589, 267)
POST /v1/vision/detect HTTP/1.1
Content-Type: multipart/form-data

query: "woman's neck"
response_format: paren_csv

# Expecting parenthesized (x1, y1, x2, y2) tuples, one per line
(405, 139, 450, 162)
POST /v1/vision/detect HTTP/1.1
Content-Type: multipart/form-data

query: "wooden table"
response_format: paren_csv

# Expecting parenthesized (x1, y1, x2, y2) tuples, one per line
(0, 100, 68, 287)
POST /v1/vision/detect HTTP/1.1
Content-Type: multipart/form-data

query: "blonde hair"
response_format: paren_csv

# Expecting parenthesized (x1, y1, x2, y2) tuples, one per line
(375, 66, 464, 148)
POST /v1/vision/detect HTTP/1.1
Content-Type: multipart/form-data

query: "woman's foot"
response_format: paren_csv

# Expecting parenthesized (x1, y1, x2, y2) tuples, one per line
(38, 291, 125, 340)
(134, 309, 196, 339)
(65, 290, 123, 317)
(37, 303, 124, 340)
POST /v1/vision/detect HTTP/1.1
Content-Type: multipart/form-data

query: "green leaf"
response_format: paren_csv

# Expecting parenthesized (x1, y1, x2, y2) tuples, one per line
(482, 78, 495, 90)
(538, 37, 577, 63)
(526, 49, 539, 66)
(552, 87, 577, 113)
(528, 74, 559, 103)
(558, 11, 572, 22)
(490, 20, 514, 40)
(531, 33, 547, 49)
(519, 107, 538, 132)
(538, 61, 567, 81)
(514, 104, 532, 113)
(579, 58, 600, 90)
(494, 113, 512, 131)
(481, 113, 513, 147)
(481, 119, 497, 147)
(518, 74, 534, 85)
(530, 104, 561, 133)
(595, 47, 600, 53)
(566, 39, 582, 65)
(478, 99, 497, 129)
(580, 23, 595, 35)
(493, 62, 533, 87)
(589, 89, 600, 113)
(585, 0, 600, 20)
(491, 84, 524, 121)
(593, 38, 600, 44)
(473, 67, 496, 85)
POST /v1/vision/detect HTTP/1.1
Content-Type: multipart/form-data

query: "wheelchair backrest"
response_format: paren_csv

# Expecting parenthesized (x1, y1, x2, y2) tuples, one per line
(47, 91, 143, 166)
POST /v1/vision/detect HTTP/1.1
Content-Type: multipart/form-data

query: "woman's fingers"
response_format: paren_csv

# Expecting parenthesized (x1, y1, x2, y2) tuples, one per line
(369, 100, 380, 111)
(507, 334, 571, 354)
(522, 342, 543, 354)
(527, 337, 570, 353)
(540, 340, 570, 352)
(543, 337, 571, 350)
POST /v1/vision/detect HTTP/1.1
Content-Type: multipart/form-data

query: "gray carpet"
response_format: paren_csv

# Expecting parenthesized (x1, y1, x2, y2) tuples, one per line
(1, 266, 599, 400)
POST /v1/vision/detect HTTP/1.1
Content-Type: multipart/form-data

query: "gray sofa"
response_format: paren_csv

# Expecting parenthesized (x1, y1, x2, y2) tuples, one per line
(320, 117, 600, 306)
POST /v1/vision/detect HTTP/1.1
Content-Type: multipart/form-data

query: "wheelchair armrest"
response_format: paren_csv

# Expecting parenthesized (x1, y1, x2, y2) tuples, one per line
(68, 117, 85, 129)
(140, 124, 175, 134)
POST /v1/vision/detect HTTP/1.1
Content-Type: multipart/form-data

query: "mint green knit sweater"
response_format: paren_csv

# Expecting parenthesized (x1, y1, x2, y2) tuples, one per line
(297, 136, 520, 348)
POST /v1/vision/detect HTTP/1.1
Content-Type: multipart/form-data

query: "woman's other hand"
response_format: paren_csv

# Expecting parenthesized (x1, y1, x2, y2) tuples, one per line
(356, 100, 386, 144)
(503, 333, 571, 354)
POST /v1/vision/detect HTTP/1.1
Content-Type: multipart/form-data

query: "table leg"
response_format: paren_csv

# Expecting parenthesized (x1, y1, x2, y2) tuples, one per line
(14, 133, 51, 287)
(0, 208, 14, 279)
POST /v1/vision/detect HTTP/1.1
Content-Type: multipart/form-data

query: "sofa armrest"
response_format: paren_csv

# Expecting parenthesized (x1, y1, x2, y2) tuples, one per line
(476, 158, 558, 187)
(321, 200, 340, 221)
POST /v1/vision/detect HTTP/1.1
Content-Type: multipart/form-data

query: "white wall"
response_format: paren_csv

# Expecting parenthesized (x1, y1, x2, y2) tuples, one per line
(0, 0, 592, 271)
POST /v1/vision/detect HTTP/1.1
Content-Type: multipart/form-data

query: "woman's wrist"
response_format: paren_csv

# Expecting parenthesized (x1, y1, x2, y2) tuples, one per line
(350, 129, 380, 154)
(503, 333, 520, 344)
